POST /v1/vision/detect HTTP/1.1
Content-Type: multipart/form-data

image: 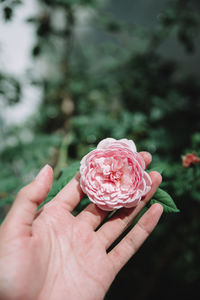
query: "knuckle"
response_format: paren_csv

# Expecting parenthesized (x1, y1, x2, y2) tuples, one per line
(118, 215, 129, 230)
(125, 234, 136, 249)
(137, 221, 151, 236)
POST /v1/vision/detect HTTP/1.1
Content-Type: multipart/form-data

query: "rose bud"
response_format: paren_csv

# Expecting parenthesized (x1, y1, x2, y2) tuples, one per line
(80, 138, 152, 211)
(182, 153, 200, 168)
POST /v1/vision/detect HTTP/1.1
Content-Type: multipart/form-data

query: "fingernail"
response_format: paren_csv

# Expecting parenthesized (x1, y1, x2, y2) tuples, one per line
(35, 164, 50, 180)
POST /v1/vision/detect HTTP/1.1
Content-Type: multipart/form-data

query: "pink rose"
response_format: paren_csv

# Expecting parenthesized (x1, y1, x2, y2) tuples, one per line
(80, 138, 152, 211)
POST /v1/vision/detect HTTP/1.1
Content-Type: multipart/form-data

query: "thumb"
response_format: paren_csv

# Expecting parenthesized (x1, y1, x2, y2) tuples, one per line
(5, 164, 53, 235)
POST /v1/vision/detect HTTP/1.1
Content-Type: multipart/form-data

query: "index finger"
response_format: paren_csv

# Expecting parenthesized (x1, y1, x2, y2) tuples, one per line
(53, 172, 84, 211)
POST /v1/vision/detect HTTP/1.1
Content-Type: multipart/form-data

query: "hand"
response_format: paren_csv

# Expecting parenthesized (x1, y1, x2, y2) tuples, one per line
(0, 152, 163, 300)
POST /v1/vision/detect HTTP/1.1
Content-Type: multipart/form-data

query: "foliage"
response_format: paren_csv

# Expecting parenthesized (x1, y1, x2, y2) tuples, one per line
(150, 188, 179, 213)
(0, 0, 200, 299)
(0, 131, 62, 220)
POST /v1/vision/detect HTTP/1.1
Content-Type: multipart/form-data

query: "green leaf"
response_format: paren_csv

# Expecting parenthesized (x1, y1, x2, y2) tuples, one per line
(39, 161, 80, 209)
(148, 166, 164, 174)
(150, 188, 180, 213)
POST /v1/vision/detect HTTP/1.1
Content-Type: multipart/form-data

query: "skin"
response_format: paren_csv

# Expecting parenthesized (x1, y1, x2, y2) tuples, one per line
(0, 152, 163, 300)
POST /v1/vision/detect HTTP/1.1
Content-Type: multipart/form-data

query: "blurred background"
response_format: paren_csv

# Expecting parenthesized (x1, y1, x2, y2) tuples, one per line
(0, 0, 200, 299)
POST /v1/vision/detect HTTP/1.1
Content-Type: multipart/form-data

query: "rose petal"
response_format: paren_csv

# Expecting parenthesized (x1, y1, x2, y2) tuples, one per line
(80, 138, 152, 211)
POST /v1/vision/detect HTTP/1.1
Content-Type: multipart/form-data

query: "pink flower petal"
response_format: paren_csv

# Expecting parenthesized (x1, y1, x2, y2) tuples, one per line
(80, 138, 152, 211)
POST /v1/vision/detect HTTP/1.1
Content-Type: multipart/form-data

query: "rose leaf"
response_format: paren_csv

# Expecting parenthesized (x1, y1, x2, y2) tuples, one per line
(150, 188, 180, 213)
(147, 166, 164, 174)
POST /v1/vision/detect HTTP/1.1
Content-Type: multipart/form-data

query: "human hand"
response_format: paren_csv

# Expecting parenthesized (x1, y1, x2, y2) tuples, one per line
(0, 152, 163, 300)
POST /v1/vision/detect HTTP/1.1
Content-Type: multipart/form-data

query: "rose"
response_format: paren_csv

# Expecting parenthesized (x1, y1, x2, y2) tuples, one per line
(182, 153, 200, 168)
(80, 138, 152, 211)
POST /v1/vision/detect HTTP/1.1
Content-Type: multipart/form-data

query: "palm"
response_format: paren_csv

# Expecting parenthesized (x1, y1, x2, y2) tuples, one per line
(31, 204, 114, 300)
(0, 153, 163, 300)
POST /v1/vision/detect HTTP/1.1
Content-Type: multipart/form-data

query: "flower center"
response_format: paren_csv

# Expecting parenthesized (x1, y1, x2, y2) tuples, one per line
(110, 171, 122, 181)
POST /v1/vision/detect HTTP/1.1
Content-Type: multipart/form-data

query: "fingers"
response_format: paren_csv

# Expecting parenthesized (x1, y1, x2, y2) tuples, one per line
(76, 203, 108, 229)
(108, 203, 163, 274)
(5, 165, 53, 235)
(140, 151, 152, 168)
(97, 171, 162, 249)
(53, 172, 84, 211)
(75, 151, 152, 229)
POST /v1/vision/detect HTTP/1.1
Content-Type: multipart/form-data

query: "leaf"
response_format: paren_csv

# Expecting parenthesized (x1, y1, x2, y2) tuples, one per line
(150, 188, 180, 213)
(39, 161, 80, 209)
(147, 166, 164, 174)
